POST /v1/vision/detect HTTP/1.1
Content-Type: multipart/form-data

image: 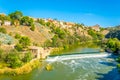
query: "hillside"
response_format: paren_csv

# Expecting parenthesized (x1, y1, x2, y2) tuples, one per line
(0, 11, 110, 49)
(105, 25, 120, 39)
(1, 23, 53, 45)
(0, 18, 109, 46)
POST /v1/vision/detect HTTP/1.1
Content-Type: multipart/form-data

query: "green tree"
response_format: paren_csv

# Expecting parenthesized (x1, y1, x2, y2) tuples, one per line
(30, 24, 35, 31)
(106, 38, 119, 53)
(15, 43, 23, 51)
(5, 52, 22, 68)
(9, 11, 23, 20)
(15, 33, 21, 39)
(22, 52, 32, 63)
(54, 27, 66, 39)
(20, 16, 34, 26)
(52, 35, 59, 47)
(0, 27, 7, 34)
(9, 11, 23, 26)
(19, 36, 31, 48)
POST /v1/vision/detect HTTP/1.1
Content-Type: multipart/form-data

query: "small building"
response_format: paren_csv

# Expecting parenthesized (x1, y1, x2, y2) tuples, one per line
(29, 46, 44, 59)
(4, 21, 11, 26)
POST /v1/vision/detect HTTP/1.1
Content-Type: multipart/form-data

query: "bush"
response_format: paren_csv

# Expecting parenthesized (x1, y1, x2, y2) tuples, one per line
(0, 48, 4, 61)
(0, 33, 14, 44)
(0, 27, 7, 34)
(22, 52, 32, 63)
(19, 36, 31, 48)
(15, 44, 23, 51)
(30, 25, 35, 31)
(4, 52, 23, 68)
(15, 33, 21, 39)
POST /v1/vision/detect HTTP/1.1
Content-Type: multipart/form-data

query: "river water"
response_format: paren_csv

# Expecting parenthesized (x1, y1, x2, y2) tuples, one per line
(0, 48, 120, 80)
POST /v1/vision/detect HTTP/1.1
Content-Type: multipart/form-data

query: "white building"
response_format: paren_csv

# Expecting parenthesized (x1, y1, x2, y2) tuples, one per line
(4, 21, 11, 26)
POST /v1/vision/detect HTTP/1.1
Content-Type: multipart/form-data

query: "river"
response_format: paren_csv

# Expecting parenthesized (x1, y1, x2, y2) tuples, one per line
(0, 48, 120, 80)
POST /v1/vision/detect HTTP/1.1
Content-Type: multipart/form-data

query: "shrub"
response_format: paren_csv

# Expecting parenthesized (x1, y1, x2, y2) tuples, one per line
(0, 27, 7, 34)
(19, 36, 31, 48)
(30, 25, 35, 31)
(15, 43, 23, 51)
(22, 52, 32, 63)
(4, 52, 23, 68)
(15, 33, 21, 39)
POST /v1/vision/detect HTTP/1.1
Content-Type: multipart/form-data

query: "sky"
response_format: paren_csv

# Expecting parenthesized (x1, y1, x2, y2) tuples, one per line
(0, 0, 120, 27)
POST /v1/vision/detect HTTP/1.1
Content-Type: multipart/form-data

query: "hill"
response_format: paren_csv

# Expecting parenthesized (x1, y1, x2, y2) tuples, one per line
(0, 11, 109, 49)
(105, 25, 120, 39)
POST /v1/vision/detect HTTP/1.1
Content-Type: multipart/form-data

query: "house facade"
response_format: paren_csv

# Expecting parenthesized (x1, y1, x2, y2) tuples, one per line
(29, 46, 44, 59)
(4, 21, 11, 26)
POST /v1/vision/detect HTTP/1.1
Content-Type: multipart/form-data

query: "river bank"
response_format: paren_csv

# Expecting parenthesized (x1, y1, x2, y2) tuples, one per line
(0, 48, 119, 80)
(0, 59, 42, 75)
(0, 41, 105, 76)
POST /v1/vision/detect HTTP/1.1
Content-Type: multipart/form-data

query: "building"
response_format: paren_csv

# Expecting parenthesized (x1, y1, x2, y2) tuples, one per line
(29, 46, 44, 59)
(4, 21, 11, 26)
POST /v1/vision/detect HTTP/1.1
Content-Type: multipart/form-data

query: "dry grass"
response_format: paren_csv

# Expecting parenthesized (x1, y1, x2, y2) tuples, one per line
(2, 25, 52, 45)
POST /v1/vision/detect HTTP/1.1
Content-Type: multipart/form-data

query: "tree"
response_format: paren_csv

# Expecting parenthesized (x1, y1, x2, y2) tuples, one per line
(106, 38, 119, 53)
(22, 52, 32, 63)
(15, 33, 21, 39)
(20, 16, 34, 26)
(54, 27, 66, 39)
(9, 11, 23, 26)
(19, 36, 31, 48)
(30, 24, 35, 31)
(0, 27, 7, 34)
(15, 43, 23, 51)
(0, 14, 11, 25)
(9, 11, 23, 20)
(5, 52, 22, 68)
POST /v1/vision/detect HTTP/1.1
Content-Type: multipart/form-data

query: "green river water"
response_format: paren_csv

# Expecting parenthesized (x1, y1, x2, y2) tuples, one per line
(0, 48, 120, 80)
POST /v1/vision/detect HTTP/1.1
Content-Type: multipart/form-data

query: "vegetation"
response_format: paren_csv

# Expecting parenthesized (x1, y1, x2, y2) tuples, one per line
(0, 27, 7, 34)
(106, 38, 120, 54)
(20, 16, 34, 26)
(14, 33, 21, 39)
(19, 36, 31, 48)
(22, 52, 32, 63)
(1, 11, 120, 75)
(0, 59, 41, 75)
(15, 43, 23, 51)
(5, 51, 23, 68)
(0, 14, 11, 25)
(0, 33, 14, 44)
(30, 24, 35, 31)
(88, 29, 104, 40)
